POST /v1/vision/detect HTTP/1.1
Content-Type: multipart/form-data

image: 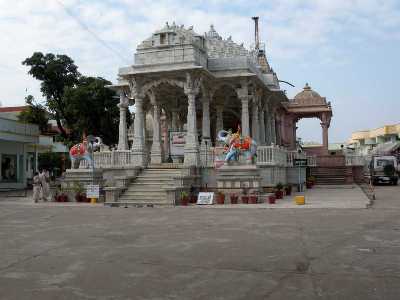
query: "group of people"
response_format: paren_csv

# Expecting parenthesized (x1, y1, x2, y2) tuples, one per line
(32, 169, 51, 203)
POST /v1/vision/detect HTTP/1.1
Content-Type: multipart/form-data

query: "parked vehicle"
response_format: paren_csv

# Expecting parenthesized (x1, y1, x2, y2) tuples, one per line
(366, 155, 399, 185)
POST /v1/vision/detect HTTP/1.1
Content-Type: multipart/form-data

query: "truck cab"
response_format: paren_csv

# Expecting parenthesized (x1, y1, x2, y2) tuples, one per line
(367, 156, 399, 185)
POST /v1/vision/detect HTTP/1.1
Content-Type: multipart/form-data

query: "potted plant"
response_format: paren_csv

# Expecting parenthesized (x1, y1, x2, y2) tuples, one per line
(230, 193, 239, 204)
(73, 182, 86, 202)
(216, 191, 225, 205)
(284, 184, 292, 196)
(241, 188, 249, 204)
(180, 191, 189, 206)
(275, 183, 284, 199)
(249, 192, 258, 204)
(306, 176, 315, 189)
(55, 187, 68, 202)
(268, 194, 276, 204)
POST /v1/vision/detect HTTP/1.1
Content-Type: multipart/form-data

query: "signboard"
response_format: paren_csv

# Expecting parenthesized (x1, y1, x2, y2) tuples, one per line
(197, 192, 214, 205)
(294, 159, 308, 167)
(86, 184, 100, 198)
(170, 131, 186, 156)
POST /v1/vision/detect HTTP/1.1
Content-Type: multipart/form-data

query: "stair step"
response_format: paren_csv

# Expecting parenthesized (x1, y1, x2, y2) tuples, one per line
(122, 192, 166, 197)
(105, 200, 173, 206)
(117, 167, 183, 205)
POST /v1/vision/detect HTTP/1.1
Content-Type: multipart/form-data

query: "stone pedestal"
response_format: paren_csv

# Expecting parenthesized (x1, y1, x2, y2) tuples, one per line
(216, 164, 261, 195)
(62, 169, 105, 202)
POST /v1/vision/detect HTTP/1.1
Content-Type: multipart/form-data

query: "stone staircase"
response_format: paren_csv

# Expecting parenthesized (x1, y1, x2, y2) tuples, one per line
(310, 167, 352, 185)
(116, 166, 183, 206)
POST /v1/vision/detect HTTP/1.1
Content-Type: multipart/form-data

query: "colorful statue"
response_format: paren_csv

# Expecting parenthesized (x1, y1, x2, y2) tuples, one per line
(217, 127, 257, 165)
(69, 136, 102, 169)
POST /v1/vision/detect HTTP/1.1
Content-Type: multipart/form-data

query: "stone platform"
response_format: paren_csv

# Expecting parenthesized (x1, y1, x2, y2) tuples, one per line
(216, 164, 261, 194)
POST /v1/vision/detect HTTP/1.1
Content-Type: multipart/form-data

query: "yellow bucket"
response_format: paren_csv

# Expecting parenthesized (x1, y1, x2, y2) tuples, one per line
(90, 198, 97, 204)
(295, 196, 305, 205)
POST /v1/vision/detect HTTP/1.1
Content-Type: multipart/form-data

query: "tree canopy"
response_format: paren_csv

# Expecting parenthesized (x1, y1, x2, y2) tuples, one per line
(23, 52, 80, 138)
(22, 52, 125, 147)
(18, 95, 49, 133)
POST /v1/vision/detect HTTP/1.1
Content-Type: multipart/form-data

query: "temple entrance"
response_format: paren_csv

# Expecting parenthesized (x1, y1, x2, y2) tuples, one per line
(296, 117, 325, 156)
(285, 84, 332, 152)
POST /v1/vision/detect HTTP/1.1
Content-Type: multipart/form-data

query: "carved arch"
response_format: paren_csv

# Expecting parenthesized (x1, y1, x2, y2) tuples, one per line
(142, 78, 185, 96)
(210, 82, 238, 100)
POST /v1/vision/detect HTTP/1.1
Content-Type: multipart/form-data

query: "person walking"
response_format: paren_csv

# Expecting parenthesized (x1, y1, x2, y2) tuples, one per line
(39, 169, 50, 201)
(32, 172, 41, 203)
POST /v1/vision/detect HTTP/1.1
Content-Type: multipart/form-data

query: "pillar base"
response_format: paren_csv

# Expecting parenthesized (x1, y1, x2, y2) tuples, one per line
(150, 150, 163, 164)
(184, 146, 200, 167)
(132, 150, 147, 167)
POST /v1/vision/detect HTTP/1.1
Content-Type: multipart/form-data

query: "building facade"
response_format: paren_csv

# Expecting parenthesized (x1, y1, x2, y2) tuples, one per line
(348, 124, 400, 155)
(0, 117, 39, 189)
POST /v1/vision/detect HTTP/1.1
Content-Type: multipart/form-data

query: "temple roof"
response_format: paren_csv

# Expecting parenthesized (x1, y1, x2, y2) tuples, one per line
(293, 83, 328, 106)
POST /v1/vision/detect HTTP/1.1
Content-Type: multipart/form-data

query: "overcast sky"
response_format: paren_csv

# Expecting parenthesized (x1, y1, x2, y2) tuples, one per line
(0, 0, 399, 143)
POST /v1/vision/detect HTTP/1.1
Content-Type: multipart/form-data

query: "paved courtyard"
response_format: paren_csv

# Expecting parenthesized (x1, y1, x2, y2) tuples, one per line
(0, 185, 399, 299)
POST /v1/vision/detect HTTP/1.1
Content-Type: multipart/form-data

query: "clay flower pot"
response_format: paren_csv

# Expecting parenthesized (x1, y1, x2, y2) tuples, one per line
(190, 195, 197, 204)
(249, 195, 258, 204)
(181, 196, 189, 206)
(241, 196, 249, 204)
(306, 182, 313, 189)
(268, 195, 276, 204)
(230, 195, 238, 204)
(216, 193, 225, 205)
(275, 190, 283, 199)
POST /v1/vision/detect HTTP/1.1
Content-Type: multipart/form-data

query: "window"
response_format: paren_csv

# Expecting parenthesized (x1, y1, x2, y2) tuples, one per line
(376, 159, 394, 167)
(1, 154, 17, 182)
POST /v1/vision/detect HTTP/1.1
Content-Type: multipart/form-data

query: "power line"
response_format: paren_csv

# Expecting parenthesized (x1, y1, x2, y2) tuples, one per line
(55, 0, 130, 64)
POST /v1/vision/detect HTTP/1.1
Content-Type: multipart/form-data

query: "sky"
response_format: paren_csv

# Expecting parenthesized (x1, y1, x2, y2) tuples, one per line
(0, 0, 399, 143)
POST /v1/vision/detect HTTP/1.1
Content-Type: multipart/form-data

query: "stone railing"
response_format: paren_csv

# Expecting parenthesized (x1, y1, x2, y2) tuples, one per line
(345, 155, 365, 166)
(200, 146, 215, 167)
(80, 151, 137, 169)
(256, 146, 287, 166)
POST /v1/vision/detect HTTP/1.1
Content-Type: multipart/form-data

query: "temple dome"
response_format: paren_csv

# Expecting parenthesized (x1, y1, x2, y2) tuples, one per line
(293, 83, 326, 105)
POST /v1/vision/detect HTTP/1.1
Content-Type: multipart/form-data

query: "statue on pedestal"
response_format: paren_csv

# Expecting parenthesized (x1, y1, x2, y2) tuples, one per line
(69, 135, 103, 169)
(217, 126, 257, 165)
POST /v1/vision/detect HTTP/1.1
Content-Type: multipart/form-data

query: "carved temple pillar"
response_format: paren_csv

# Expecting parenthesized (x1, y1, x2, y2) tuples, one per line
(259, 109, 266, 145)
(117, 92, 129, 150)
(131, 97, 146, 166)
(149, 92, 162, 164)
(271, 114, 277, 144)
(215, 104, 224, 139)
(321, 123, 329, 152)
(236, 83, 250, 137)
(183, 73, 200, 167)
(201, 96, 211, 148)
(130, 80, 146, 167)
(251, 100, 259, 142)
(163, 112, 171, 160)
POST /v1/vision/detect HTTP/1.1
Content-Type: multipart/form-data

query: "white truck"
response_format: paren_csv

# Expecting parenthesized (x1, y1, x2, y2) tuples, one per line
(366, 155, 399, 185)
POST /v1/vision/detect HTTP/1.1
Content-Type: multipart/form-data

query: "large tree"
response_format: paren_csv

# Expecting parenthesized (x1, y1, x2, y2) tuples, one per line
(63, 76, 125, 146)
(22, 52, 80, 138)
(22, 52, 123, 147)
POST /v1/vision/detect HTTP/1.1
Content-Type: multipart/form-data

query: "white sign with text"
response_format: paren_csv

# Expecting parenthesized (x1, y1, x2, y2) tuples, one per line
(197, 192, 214, 205)
(86, 184, 100, 198)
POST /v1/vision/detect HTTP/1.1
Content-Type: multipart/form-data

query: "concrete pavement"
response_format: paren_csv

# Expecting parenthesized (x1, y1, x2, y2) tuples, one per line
(0, 185, 399, 299)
